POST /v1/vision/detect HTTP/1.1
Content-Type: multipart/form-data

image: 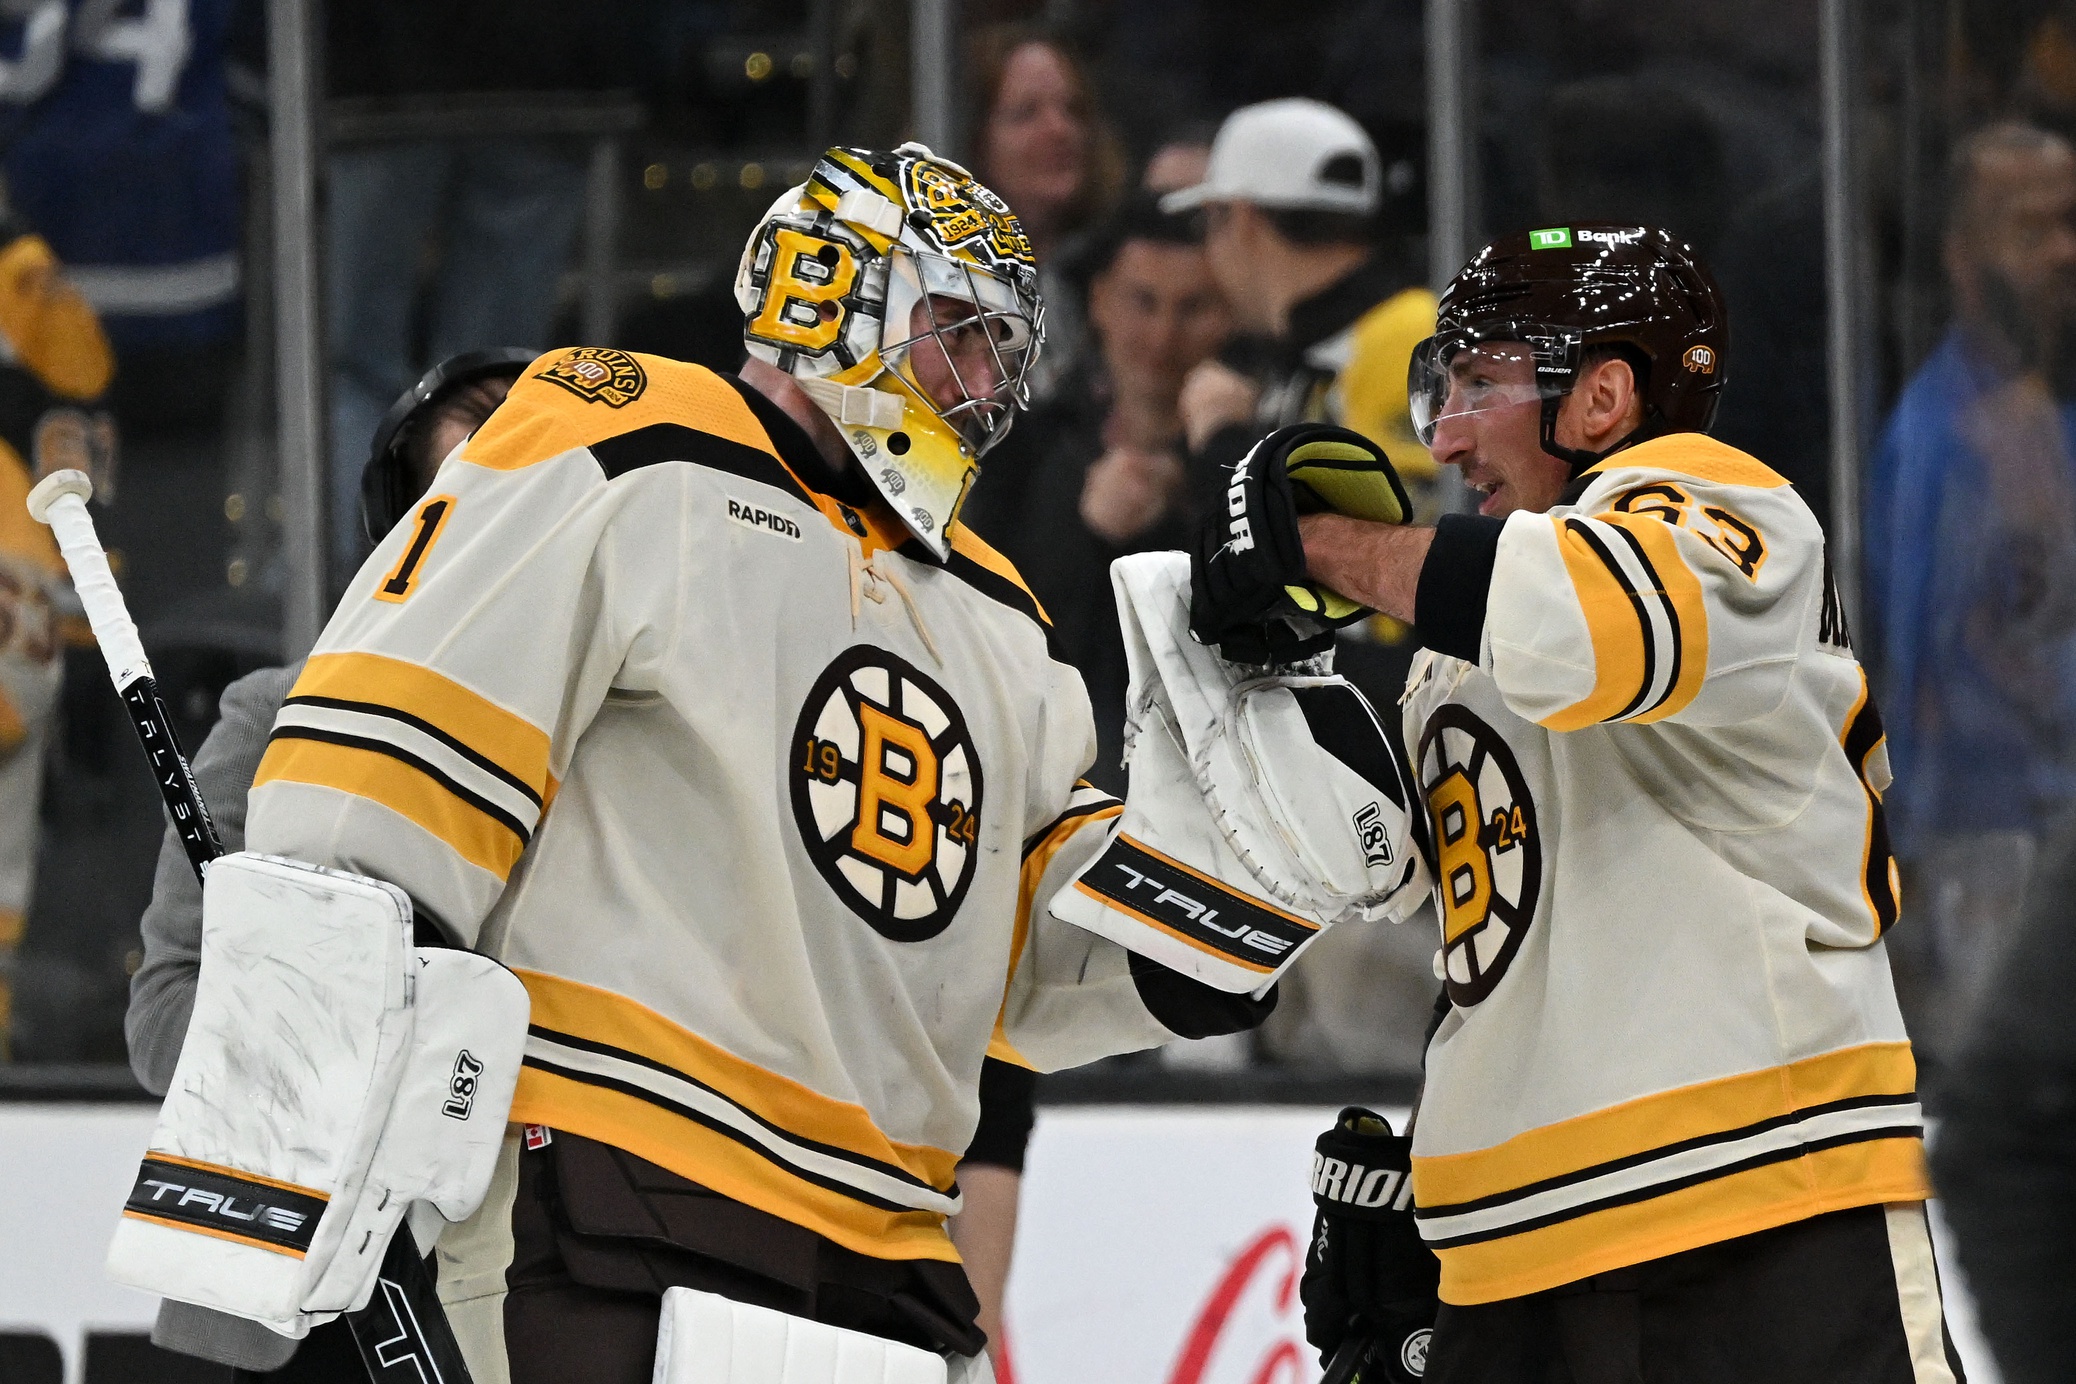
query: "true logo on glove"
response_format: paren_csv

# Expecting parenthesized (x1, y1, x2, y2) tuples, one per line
(1353, 801, 1395, 870)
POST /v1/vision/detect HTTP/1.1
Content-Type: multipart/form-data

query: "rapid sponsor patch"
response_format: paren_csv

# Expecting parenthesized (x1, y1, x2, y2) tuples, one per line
(727, 496, 804, 540)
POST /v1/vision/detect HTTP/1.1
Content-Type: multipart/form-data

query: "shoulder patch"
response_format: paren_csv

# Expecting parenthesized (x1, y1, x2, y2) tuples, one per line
(462, 351, 778, 476)
(538, 348, 647, 407)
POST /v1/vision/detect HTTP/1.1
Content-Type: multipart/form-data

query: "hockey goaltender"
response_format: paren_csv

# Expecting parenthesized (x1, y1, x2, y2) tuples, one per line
(110, 143, 1428, 1384)
(1194, 225, 1965, 1383)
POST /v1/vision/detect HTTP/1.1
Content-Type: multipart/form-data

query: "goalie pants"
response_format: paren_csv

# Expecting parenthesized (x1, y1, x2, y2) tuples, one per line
(1425, 1203, 1965, 1384)
(434, 1129, 985, 1384)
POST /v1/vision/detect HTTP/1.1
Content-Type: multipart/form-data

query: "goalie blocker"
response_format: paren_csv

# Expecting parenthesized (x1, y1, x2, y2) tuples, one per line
(106, 852, 530, 1336)
(1049, 553, 1429, 994)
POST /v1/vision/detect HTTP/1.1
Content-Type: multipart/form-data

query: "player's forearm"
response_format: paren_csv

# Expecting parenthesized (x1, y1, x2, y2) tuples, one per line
(1298, 513, 1434, 623)
(949, 1164, 1022, 1362)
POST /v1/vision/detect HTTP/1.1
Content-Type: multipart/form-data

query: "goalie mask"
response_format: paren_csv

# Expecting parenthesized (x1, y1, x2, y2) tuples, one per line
(736, 143, 1043, 560)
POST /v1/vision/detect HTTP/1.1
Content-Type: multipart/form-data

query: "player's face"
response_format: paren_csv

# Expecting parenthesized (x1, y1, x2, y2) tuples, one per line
(906, 293, 1012, 422)
(414, 376, 515, 492)
(1427, 344, 1572, 517)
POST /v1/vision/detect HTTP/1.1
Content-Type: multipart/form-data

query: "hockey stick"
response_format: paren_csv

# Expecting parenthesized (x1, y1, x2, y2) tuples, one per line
(28, 469, 476, 1384)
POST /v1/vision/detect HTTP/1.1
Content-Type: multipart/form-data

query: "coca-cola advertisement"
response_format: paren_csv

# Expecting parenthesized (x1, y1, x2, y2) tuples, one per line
(999, 1106, 1391, 1384)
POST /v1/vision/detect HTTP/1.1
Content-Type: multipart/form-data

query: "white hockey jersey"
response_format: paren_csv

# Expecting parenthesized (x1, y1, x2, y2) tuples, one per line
(244, 349, 1189, 1266)
(1402, 432, 1929, 1305)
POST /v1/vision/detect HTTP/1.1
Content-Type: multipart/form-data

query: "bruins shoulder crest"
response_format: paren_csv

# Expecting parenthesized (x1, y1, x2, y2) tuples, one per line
(790, 646, 984, 942)
(540, 348, 647, 408)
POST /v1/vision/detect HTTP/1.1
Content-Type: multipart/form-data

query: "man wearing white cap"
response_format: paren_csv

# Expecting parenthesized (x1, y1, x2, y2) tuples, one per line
(1163, 98, 1436, 522)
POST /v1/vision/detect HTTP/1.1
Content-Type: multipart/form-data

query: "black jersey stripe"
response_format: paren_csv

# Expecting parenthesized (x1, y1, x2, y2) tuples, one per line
(266, 726, 534, 844)
(1417, 1123, 1924, 1249)
(1564, 518, 1660, 723)
(283, 695, 542, 807)
(1414, 1091, 1921, 1219)
(1021, 793, 1123, 859)
(1607, 522, 1686, 719)
(526, 1025, 943, 1195)
(520, 1053, 929, 1216)
(589, 422, 815, 503)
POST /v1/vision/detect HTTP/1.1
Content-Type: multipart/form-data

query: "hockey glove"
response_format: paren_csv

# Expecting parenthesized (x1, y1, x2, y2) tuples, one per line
(1191, 424, 1411, 663)
(1301, 1107, 1439, 1379)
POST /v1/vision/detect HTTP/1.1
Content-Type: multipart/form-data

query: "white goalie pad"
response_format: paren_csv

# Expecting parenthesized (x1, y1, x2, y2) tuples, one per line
(652, 1287, 982, 1384)
(105, 852, 529, 1335)
(1048, 553, 1430, 995)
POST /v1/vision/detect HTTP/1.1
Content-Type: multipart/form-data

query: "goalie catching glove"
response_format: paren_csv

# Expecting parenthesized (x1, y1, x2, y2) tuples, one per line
(1191, 423, 1410, 664)
(1302, 1108, 1440, 1380)
(1049, 553, 1428, 995)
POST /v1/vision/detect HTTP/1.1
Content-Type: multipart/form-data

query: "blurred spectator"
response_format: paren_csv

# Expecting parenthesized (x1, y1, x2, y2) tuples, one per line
(961, 195, 1229, 794)
(1928, 806, 2076, 1384)
(966, 25, 1125, 402)
(0, 0, 239, 429)
(1142, 132, 1213, 197)
(324, 1, 639, 584)
(0, 211, 116, 1058)
(1164, 99, 1435, 520)
(1865, 121, 2076, 1052)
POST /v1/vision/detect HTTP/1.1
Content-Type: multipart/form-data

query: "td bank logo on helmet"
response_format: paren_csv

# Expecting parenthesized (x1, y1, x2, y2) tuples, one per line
(1529, 226, 1644, 250)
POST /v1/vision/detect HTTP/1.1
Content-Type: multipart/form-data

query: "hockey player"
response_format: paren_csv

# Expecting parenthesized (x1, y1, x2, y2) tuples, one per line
(1193, 226, 1961, 1381)
(219, 145, 1416, 1384)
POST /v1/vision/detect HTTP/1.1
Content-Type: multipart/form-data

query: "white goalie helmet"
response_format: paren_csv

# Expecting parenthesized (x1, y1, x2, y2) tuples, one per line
(735, 142, 1044, 560)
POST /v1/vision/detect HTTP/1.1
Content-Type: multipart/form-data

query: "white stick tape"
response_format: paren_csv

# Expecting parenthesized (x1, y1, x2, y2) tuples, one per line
(26, 469, 151, 691)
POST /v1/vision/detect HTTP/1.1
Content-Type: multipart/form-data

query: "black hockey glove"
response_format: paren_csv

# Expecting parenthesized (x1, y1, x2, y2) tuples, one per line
(1300, 1107, 1440, 1380)
(1190, 424, 1411, 664)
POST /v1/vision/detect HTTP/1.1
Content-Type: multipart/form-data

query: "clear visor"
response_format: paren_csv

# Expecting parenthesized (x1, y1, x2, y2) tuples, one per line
(881, 250, 1043, 455)
(1408, 337, 1565, 445)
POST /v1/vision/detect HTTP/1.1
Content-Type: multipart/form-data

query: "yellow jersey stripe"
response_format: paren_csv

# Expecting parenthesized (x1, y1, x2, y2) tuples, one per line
(290, 652, 551, 801)
(951, 524, 1052, 626)
(1541, 518, 1652, 731)
(992, 800, 1123, 1067)
(1431, 1133, 1927, 1304)
(1599, 513, 1710, 723)
(1415, 1041, 1918, 1206)
(253, 736, 527, 878)
(509, 1064, 960, 1264)
(513, 969, 960, 1191)
(1584, 435, 1790, 491)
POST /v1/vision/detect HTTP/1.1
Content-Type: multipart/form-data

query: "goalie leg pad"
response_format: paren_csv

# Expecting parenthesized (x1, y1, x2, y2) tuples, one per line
(652, 1286, 951, 1384)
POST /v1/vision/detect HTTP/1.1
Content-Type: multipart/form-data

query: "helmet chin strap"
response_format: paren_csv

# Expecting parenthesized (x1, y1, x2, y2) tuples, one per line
(1537, 393, 1660, 474)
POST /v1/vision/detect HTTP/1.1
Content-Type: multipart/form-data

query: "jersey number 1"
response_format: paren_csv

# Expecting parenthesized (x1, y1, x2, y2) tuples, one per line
(375, 496, 457, 604)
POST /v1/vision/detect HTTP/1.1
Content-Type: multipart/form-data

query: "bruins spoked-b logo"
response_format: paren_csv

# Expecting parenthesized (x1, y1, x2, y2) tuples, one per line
(1417, 705, 1541, 1005)
(540, 347, 647, 407)
(790, 646, 984, 941)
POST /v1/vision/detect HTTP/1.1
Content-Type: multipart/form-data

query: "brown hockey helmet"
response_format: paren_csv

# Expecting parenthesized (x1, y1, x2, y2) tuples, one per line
(1408, 223, 1726, 469)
